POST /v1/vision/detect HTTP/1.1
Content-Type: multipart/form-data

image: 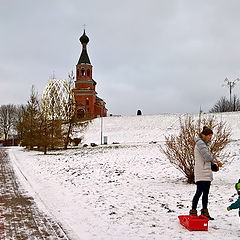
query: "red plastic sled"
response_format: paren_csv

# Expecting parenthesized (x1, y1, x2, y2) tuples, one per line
(178, 215, 209, 231)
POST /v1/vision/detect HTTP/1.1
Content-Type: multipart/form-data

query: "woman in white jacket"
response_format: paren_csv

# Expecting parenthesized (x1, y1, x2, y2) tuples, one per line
(189, 126, 218, 220)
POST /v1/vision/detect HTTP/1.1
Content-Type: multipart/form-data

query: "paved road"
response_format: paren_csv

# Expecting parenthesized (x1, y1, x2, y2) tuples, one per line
(0, 149, 71, 240)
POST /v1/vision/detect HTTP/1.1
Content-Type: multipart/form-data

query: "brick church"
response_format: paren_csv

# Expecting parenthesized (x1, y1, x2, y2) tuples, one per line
(73, 30, 107, 119)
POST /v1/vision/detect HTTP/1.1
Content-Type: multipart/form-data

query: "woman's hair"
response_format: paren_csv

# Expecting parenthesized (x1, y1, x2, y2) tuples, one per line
(201, 126, 213, 136)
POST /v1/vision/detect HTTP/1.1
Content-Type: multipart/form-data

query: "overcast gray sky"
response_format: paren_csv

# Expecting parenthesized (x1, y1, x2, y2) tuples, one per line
(1, 0, 240, 116)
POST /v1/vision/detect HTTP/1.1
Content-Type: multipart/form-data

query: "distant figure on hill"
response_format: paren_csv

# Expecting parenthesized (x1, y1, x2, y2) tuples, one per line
(137, 110, 142, 115)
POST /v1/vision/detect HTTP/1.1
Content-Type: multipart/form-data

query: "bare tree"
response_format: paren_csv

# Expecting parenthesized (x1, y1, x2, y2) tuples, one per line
(231, 95, 240, 111)
(49, 89, 63, 150)
(209, 95, 240, 113)
(61, 71, 76, 149)
(35, 98, 50, 154)
(0, 104, 17, 141)
(62, 71, 91, 149)
(14, 104, 27, 142)
(15, 76, 91, 153)
(160, 115, 231, 183)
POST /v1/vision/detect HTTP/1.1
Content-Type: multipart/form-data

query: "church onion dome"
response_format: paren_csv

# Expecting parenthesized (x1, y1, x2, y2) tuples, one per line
(80, 30, 89, 44)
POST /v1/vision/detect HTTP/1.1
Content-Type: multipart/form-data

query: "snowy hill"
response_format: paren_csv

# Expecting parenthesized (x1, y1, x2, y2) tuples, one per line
(81, 112, 240, 145)
(8, 112, 240, 240)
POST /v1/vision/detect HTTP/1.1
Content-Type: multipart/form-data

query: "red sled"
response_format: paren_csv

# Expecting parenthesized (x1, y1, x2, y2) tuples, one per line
(178, 215, 209, 231)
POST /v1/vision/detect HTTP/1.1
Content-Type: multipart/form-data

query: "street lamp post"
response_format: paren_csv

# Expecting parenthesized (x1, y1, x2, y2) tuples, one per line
(223, 77, 240, 105)
(99, 106, 104, 145)
(100, 115, 103, 145)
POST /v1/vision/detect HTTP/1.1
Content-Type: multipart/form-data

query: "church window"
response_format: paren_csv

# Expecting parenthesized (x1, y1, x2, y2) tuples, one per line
(87, 69, 91, 77)
(86, 98, 89, 105)
(81, 68, 85, 76)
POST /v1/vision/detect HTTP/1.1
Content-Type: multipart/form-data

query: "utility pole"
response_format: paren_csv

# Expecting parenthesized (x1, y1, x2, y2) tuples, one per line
(223, 77, 240, 105)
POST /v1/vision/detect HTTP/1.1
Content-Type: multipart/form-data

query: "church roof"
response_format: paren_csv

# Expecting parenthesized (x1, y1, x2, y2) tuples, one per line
(78, 49, 91, 64)
(78, 30, 91, 65)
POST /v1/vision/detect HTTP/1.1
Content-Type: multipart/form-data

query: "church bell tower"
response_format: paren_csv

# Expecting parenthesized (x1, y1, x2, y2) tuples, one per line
(73, 30, 107, 118)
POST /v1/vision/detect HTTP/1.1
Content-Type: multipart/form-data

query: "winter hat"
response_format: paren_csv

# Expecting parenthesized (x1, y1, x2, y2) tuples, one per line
(201, 126, 213, 136)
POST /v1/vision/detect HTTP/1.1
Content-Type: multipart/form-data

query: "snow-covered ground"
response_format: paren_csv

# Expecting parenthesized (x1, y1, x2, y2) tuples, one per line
(7, 112, 240, 239)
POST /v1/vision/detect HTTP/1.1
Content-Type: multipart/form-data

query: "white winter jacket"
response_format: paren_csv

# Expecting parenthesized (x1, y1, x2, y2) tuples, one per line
(194, 135, 214, 183)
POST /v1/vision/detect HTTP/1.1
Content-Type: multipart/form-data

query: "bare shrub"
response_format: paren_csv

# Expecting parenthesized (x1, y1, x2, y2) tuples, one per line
(160, 115, 231, 184)
(210, 95, 240, 112)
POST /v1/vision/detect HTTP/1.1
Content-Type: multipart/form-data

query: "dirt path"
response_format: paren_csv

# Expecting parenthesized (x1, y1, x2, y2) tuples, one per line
(0, 148, 72, 240)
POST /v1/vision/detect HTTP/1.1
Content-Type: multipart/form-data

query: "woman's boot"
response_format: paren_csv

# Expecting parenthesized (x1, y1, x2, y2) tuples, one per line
(201, 209, 214, 220)
(189, 209, 198, 216)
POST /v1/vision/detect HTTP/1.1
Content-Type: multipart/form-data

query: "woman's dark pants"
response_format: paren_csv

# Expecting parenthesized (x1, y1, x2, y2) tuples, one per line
(192, 181, 211, 210)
